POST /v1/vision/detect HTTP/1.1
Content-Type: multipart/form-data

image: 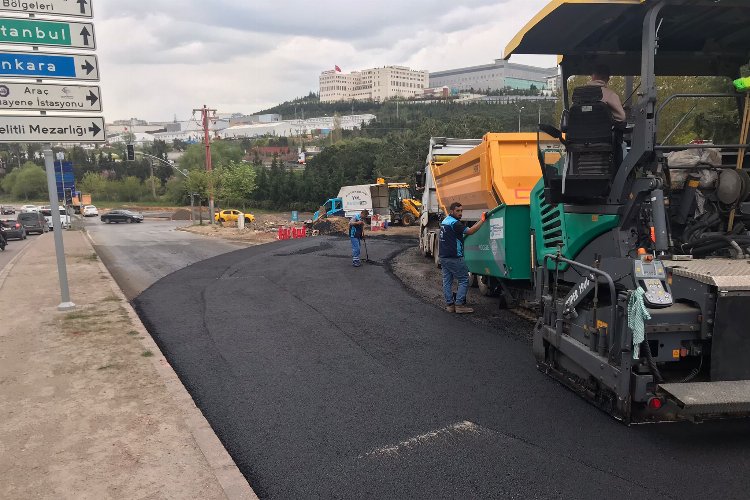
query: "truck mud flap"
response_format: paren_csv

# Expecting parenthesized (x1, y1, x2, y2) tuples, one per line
(659, 381, 750, 418)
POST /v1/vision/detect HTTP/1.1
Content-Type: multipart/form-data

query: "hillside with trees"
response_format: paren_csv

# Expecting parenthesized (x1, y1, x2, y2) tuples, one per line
(1, 73, 746, 211)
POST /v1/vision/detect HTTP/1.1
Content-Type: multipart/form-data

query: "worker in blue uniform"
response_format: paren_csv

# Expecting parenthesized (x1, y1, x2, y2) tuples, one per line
(349, 209, 369, 267)
(440, 202, 485, 313)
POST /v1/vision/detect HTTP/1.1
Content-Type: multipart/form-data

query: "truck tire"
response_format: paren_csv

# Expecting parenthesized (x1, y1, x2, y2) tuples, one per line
(402, 212, 415, 226)
(478, 275, 494, 296)
(420, 233, 430, 257)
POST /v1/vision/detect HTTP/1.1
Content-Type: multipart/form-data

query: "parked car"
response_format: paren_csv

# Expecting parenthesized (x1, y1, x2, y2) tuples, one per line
(214, 209, 255, 224)
(100, 210, 144, 224)
(1, 205, 15, 215)
(82, 205, 99, 217)
(17, 211, 48, 235)
(44, 207, 72, 230)
(1, 218, 25, 240)
(20, 204, 40, 213)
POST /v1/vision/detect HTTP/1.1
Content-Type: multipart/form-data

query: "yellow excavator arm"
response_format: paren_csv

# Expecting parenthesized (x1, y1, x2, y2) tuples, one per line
(402, 198, 422, 217)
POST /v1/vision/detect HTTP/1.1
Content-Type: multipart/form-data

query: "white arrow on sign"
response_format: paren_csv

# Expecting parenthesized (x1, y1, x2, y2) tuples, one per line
(0, 82, 102, 111)
(0, 0, 93, 18)
(0, 18, 96, 50)
(0, 115, 105, 143)
(0, 50, 99, 81)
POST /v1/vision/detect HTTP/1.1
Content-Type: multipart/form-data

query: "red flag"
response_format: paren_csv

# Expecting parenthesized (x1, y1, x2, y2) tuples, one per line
(335, 65, 342, 72)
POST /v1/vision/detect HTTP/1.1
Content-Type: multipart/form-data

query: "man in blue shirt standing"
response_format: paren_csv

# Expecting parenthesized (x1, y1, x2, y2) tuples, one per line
(349, 209, 369, 267)
(440, 202, 485, 313)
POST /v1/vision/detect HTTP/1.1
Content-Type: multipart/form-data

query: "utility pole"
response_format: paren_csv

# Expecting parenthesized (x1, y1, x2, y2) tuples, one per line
(193, 105, 217, 224)
(148, 159, 156, 199)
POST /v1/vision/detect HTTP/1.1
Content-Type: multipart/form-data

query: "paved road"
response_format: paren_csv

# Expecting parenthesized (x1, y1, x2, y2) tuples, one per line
(133, 235, 750, 500)
(85, 220, 249, 299)
(0, 231, 34, 272)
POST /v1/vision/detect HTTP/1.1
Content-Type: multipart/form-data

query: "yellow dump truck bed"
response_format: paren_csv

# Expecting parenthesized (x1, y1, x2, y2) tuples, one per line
(433, 132, 559, 221)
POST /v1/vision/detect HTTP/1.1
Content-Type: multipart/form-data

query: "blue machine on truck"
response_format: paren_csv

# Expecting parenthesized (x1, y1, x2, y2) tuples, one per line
(313, 198, 344, 222)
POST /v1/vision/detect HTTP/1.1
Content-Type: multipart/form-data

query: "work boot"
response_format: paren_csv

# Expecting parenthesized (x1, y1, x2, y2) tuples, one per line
(455, 304, 474, 314)
(445, 304, 455, 313)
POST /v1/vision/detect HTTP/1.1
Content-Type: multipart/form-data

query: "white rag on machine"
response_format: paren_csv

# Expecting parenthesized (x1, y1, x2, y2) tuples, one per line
(628, 288, 651, 360)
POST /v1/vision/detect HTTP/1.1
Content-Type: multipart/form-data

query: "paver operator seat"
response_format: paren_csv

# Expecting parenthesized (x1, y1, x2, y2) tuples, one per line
(545, 85, 622, 204)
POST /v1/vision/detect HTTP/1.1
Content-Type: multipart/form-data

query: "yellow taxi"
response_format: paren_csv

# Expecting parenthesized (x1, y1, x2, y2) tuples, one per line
(215, 209, 255, 224)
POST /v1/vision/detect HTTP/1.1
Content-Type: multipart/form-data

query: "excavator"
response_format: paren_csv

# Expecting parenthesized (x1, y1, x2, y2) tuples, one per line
(436, 0, 750, 423)
(386, 181, 422, 226)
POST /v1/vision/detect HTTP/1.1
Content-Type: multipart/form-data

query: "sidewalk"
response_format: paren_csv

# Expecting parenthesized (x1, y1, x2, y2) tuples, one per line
(0, 231, 257, 500)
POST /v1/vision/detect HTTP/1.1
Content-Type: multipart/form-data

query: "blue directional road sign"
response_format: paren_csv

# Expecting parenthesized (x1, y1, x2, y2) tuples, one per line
(0, 50, 98, 80)
(55, 161, 75, 200)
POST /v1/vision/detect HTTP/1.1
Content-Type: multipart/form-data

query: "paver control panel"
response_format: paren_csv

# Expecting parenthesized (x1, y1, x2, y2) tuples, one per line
(634, 257, 673, 308)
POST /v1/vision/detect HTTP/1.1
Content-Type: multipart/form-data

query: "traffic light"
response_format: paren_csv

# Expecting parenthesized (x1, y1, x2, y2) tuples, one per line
(126, 144, 135, 161)
(64, 188, 73, 205)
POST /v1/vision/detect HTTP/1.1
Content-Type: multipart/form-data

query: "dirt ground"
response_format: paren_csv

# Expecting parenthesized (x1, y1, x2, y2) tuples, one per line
(390, 246, 534, 344)
(178, 213, 421, 244)
(0, 233, 236, 499)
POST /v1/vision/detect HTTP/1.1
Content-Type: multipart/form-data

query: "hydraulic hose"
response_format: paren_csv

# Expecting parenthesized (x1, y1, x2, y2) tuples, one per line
(643, 333, 664, 384)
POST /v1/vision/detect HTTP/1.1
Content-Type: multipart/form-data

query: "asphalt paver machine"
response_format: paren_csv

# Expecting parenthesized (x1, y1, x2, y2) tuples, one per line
(502, 0, 750, 422)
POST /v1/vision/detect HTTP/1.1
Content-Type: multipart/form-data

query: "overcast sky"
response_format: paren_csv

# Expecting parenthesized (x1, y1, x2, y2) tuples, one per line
(96, 0, 556, 122)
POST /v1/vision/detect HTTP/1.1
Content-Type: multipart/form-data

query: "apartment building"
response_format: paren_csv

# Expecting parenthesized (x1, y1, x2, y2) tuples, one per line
(320, 66, 429, 103)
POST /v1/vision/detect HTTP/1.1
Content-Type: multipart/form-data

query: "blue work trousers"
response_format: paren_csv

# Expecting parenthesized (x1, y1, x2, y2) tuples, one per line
(441, 257, 469, 305)
(351, 237, 361, 266)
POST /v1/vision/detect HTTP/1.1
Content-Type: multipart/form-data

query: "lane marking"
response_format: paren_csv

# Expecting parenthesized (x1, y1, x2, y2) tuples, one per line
(358, 421, 481, 459)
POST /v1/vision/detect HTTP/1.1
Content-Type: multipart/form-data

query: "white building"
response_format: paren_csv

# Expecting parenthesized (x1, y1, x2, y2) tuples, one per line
(320, 66, 429, 103)
(546, 73, 562, 95)
(429, 59, 556, 93)
(219, 114, 376, 139)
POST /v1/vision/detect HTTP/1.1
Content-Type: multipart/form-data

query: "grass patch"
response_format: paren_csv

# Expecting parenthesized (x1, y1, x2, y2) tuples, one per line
(126, 330, 139, 336)
(97, 364, 117, 370)
(64, 311, 93, 321)
(102, 294, 121, 302)
(142, 350, 154, 357)
(87, 252, 98, 261)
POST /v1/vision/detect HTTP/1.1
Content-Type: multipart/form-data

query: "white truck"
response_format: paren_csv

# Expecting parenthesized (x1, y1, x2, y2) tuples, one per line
(315, 183, 391, 222)
(416, 137, 482, 265)
(42, 206, 72, 230)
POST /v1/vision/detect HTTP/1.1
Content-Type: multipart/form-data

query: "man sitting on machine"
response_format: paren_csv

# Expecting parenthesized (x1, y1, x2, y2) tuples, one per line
(585, 63, 626, 124)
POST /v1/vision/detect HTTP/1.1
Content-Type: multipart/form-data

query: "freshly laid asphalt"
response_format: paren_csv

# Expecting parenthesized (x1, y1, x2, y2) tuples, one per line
(134, 236, 750, 500)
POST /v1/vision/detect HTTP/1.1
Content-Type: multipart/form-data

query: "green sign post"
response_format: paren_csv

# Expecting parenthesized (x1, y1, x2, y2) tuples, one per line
(0, 17, 95, 50)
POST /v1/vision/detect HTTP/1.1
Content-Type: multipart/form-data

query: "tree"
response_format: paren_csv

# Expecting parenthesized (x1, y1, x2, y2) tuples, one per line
(80, 171, 108, 198)
(144, 176, 163, 199)
(164, 176, 187, 204)
(185, 169, 210, 201)
(118, 176, 144, 202)
(215, 161, 257, 208)
(11, 162, 47, 200)
(1, 168, 19, 194)
(178, 140, 243, 172)
(253, 165, 269, 201)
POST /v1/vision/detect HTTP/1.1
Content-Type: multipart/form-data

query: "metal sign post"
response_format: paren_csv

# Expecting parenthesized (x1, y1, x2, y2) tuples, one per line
(43, 147, 74, 311)
(0, 0, 103, 312)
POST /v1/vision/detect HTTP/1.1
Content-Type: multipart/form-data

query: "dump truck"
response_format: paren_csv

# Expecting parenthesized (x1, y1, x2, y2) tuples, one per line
(71, 193, 91, 214)
(416, 137, 482, 265)
(431, 0, 750, 424)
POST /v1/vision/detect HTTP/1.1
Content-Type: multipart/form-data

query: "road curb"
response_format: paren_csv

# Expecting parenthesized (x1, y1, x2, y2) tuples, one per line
(0, 235, 36, 291)
(83, 229, 258, 500)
